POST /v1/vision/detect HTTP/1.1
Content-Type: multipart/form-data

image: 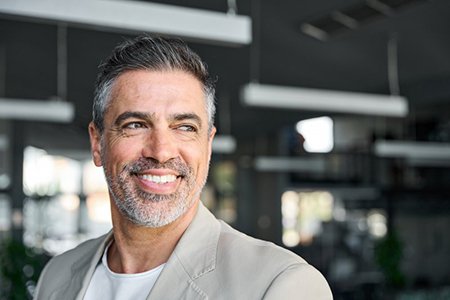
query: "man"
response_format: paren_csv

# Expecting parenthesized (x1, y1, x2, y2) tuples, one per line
(34, 36, 332, 299)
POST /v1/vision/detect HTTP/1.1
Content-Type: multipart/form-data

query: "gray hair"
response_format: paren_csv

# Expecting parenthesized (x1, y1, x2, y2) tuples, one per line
(93, 35, 216, 133)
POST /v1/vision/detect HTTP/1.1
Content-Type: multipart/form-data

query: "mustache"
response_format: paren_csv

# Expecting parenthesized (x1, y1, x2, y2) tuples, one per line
(125, 157, 190, 177)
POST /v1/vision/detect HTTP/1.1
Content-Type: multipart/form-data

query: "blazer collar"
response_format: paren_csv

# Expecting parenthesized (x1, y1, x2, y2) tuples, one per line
(72, 232, 114, 300)
(67, 203, 220, 300)
(148, 202, 221, 299)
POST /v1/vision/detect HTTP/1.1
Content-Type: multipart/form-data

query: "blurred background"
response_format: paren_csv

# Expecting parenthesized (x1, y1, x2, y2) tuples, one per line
(0, 0, 450, 299)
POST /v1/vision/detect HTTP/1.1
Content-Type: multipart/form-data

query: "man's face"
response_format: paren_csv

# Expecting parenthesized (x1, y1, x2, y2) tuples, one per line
(89, 70, 216, 227)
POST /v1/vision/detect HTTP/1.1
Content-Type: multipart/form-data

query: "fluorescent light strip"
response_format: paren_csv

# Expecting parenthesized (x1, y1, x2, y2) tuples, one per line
(0, 135, 8, 150)
(254, 156, 326, 172)
(374, 140, 450, 160)
(300, 23, 328, 41)
(212, 135, 236, 154)
(0, 98, 75, 123)
(241, 83, 408, 117)
(0, 0, 251, 46)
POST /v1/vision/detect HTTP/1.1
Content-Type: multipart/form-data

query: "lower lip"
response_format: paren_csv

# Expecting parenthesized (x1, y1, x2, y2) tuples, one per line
(135, 175, 180, 194)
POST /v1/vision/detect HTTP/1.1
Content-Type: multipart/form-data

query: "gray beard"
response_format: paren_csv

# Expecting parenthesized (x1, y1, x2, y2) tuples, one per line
(104, 157, 206, 228)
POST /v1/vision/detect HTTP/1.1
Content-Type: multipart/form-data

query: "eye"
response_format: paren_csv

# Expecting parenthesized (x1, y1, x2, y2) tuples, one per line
(177, 124, 197, 132)
(124, 122, 146, 130)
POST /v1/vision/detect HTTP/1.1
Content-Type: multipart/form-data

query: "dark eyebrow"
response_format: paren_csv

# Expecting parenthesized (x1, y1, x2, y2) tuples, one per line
(114, 111, 151, 127)
(114, 111, 203, 128)
(171, 113, 202, 128)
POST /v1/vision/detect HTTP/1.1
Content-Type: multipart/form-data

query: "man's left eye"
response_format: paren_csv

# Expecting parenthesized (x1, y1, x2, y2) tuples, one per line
(178, 125, 196, 132)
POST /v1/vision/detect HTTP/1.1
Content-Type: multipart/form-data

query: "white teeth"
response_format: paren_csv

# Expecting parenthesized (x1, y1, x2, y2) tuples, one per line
(140, 174, 177, 184)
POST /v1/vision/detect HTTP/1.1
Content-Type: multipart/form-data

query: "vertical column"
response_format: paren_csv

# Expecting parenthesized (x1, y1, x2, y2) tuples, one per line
(236, 155, 256, 236)
(10, 121, 25, 241)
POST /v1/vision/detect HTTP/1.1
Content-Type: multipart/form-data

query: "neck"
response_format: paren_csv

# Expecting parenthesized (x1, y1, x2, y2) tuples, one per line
(108, 201, 199, 274)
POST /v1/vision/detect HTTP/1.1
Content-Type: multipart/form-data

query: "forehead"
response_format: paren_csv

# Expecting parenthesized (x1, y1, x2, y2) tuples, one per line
(107, 69, 207, 119)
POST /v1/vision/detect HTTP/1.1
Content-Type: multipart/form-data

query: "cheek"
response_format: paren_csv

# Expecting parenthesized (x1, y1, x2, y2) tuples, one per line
(183, 145, 211, 175)
(103, 139, 142, 170)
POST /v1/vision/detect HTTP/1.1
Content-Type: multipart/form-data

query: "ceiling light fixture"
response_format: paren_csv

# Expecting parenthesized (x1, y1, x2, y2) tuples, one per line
(0, 0, 251, 46)
(254, 156, 326, 172)
(374, 140, 450, 160)
(212, 135, 237, 154)
(0, 134, 7, 150)
(241, 83, 408, 117)
(0, 98, 75, 123)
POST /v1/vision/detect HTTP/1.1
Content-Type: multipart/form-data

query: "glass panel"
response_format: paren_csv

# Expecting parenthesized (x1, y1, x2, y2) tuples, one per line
(23, 146, 81, 196)
(22, 147, 112, 255)
(281, 190, 334, 247)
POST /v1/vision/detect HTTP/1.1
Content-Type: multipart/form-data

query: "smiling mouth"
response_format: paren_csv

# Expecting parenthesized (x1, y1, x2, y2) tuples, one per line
(137, 174, 179, 184)
(127, 158, 189, 190)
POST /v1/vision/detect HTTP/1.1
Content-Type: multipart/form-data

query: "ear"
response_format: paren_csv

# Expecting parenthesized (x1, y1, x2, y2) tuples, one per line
(208, 126, 217, 157)
(88, 122, 103, 167)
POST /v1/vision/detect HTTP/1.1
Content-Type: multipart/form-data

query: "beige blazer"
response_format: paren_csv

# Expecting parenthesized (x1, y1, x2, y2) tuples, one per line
(34, 203, 332, 299)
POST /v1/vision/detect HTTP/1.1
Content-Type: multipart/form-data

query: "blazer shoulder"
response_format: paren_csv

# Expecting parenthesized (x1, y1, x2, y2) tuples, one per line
(208, 221, 332, 298)
(46, 233, 107, 271)
(34, 233, 109, 299)
(263, 263, 333, 299)
(218, 221, 306, 266)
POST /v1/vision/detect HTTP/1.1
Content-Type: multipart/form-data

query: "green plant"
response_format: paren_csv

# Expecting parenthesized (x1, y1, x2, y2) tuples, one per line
(374, 231, 406, 289)
(0, 239, 47, 300)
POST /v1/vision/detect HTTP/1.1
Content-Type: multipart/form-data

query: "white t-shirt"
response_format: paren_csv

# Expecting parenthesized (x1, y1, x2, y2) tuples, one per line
(84, 243, 165, 300)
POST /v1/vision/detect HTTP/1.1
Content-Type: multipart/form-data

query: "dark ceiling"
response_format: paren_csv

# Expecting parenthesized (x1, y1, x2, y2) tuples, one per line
(0, 0, 449, 153)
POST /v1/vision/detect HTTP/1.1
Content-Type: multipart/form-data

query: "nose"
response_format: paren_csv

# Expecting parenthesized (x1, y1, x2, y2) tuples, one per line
(141, 128, 177, 164)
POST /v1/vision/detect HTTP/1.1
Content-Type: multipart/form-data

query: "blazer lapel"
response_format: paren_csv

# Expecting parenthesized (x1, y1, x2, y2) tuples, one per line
(147, 203, 221, 300)
(73, 232, 113, 300)
(45, 232, 112, 300)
